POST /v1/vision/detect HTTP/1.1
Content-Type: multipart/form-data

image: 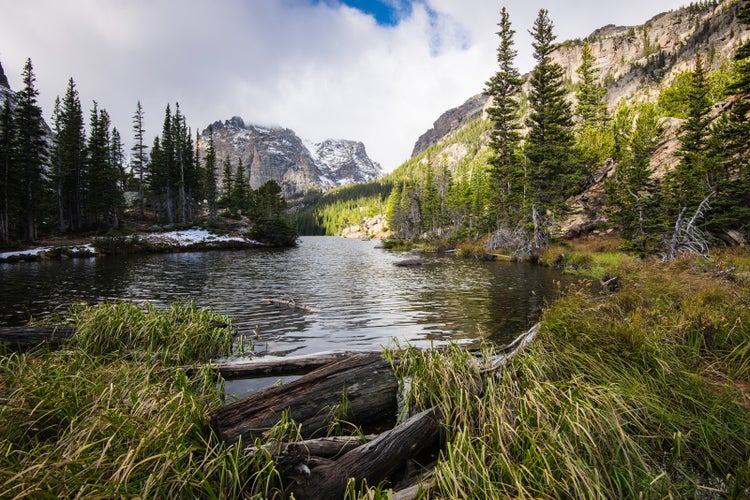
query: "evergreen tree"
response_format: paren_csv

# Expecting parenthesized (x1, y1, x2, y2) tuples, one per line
(13, 58, 48, 241)
(219, 157, 233, 207)
(0, 97, 16, 243)
(524, 9, 578, 213)
(202, 126, 218, 220)
(86, 103, 124, 228)
(54, 78, 87, 232)
(484, 6, 524, 227)
(574, 43, 608, 125)
(704, 1, 750, 232)
(606, 102, 664, 252)
(131, 101, 147, 217)
(574, 42, 613, 176)
(664, 55, 713, 214)
(231, 157, 249, 214)
(110, 127, 125, 192)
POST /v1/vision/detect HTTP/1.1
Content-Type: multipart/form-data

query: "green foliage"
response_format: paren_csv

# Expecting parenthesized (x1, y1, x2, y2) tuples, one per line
(388, 257, 750, 498)
(525, 9, 579, 213)
(0, 302, 255, 498)
(606, 102, 665, 252)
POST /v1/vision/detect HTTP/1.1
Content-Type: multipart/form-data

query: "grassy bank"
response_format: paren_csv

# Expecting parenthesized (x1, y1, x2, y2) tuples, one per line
(2, 253, 749, 498)
(390, 253, 750, 498)
(0, 301, 259, 498)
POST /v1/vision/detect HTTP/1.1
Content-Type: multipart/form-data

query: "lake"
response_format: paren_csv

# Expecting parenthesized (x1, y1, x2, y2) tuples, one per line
(0, 236, 579, 357)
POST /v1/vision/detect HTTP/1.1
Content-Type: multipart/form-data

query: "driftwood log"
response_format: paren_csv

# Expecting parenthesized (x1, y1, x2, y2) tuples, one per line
(286, 407, 441, 499)
(263, 298, 320, 313)
(393, 258, 430, 267)
(0, 325, 75, 348)
(209, 352, 360, 379)
(210, 352, 398, 443)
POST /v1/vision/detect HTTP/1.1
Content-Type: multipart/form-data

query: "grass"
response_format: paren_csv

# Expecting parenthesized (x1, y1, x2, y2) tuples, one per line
(541, 236, 634, 279)
(0, 301, 262, 498)
(2, 251, 749, 498)
(386, 254, 750, 498)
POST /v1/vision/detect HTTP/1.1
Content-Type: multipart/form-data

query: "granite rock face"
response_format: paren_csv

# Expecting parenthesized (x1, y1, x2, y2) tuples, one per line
(411, 93, 488, 157)
(201, 117, 382, 199)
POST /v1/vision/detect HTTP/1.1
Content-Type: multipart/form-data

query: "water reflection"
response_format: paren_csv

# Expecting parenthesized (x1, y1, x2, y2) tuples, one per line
(0, 237, 578, 355)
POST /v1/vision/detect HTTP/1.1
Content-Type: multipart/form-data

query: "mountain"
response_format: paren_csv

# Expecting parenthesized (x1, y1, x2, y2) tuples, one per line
(201, 117, 382, 198)
(0, 61, 10, 90)
(411, 1, 747, 162)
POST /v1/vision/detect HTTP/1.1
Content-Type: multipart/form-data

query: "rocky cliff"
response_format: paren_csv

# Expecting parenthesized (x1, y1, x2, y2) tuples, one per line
(411, 1, 747, 160)
(411, 93, 488, 157)
(201, 117, 382, 198)
(0, 61, 9, 90)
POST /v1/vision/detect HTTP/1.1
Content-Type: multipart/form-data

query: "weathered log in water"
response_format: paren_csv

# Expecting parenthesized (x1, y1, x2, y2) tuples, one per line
(210, 352, 398, 443)
(263, 298, 320, 313)
(393, 258, 430, 267)
(285, 407, 441, 500)
(0, 325, 75, 348)
(209, 352, 364, 379)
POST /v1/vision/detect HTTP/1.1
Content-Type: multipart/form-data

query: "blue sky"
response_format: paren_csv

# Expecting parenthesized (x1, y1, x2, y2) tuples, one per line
(337, 0, 415, 26)
(0, 0, 688, 172)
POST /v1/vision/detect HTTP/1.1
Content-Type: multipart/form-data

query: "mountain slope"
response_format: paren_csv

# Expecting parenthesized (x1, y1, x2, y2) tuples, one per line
(201, 117, 382, 199)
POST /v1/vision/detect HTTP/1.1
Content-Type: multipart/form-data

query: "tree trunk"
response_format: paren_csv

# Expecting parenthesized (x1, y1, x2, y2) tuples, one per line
(285, 407, 441, 500)
(210, 353, 398, 444)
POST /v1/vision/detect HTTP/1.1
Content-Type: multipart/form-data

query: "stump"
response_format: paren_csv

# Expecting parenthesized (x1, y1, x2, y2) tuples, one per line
(210, 352, 398, 443)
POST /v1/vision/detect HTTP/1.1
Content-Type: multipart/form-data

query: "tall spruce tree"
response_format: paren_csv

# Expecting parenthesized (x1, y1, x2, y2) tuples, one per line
(131, 101, 147, 217)
(13, 58, 48, 241)
(0, 97, 16, 243)
(606, 102, 664, 252)
(664, 55, 713, 214)
(86, 103, 123, 228)
(55, 78, 86, 232)
(574, 42, 613, 175)
(524, 9, 578, 213)
(704, 1, 750, 233)
(219, 157, 233, 207)
(231, 157, 249, 214)
(484, 6, 524, 227)
(203, 126, 218, 220)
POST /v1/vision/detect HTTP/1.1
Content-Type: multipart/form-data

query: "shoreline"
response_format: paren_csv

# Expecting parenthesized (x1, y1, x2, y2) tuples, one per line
(0, 228, 263, 263)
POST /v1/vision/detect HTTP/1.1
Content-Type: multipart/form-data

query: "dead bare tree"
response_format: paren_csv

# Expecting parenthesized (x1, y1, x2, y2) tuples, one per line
(662, 192, 714, 262)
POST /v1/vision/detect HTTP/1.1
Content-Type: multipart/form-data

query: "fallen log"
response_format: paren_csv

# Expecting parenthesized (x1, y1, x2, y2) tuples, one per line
(0, 325, 75, 348)
(286, 407, 441, 499)
(209, 352, 361, 379)
(210, 352, 398, 443)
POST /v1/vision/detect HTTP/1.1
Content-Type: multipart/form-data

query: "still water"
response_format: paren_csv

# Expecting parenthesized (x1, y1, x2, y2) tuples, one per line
(0, 236, 578, 356)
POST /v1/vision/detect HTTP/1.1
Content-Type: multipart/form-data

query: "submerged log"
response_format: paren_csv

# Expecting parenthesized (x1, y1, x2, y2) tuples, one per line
(264, 298, 320, 313)
(286, 407, 441, 500)
(0, 325, 75, 348)
(393, 258, 430, 267)
(210, 352, 398, 443)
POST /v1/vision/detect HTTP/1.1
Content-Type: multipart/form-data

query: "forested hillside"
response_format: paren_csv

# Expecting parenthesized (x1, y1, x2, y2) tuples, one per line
(304, 0, 750, 258)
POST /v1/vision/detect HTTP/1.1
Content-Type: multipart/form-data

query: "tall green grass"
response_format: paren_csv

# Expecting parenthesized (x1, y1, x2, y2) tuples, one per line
(65, 299, 234, 364)
(390, 256, 750, 498)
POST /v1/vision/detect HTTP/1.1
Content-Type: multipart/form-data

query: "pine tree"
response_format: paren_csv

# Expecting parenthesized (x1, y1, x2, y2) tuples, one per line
(13, 58, 48, 241)
(219, 157, 233, 207)
(484, 6, 524, 227)
(86, 103, 123, 228)
(203, 126, 218, 220)
(131, 101, 147, 217)
(574, 43, 608, 125)
(524, 9, 578, 213)
(231, 157, 249, 214)
(0, 97, 17, 243)
(574, 42, 613, 176)
(606, 102, 664, 252)
(110, 127, 125, 192)
(664, 55, 713, 214)
(54, 78, 87, 232)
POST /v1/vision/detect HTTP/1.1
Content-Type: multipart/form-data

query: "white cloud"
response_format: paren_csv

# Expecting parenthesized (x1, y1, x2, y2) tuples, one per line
(0, 0, 686, 172)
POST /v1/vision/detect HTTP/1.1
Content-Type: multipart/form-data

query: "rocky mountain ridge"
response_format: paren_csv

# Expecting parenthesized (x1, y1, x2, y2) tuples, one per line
(201, 117, 382, 199)
(412, 0, 747, 157)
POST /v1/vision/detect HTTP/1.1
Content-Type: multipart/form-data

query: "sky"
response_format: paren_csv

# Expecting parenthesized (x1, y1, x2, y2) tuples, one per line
(0, 0, 687, 172)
